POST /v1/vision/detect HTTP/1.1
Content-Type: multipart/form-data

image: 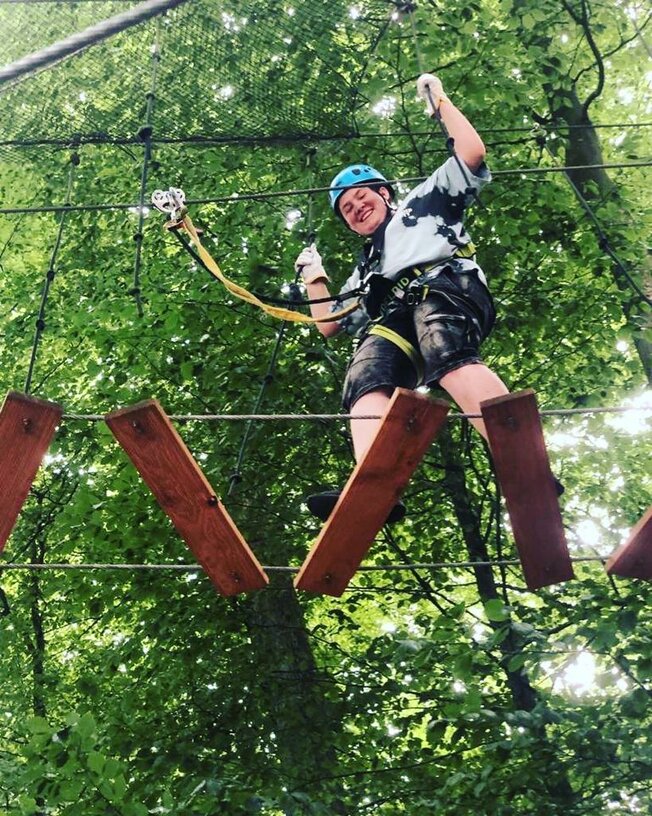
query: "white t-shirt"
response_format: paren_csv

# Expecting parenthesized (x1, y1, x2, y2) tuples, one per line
(333, 156, 490, 334)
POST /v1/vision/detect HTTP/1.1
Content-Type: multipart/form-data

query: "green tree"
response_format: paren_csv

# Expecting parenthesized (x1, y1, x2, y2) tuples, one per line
(0, 1, 650, 814)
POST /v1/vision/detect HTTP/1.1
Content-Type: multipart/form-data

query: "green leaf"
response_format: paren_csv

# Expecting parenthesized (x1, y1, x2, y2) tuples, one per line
(1, 3, 652, 813)
(87, 751, 105, 775)
(453, 653, 473, 680)
(75, 712, 97, 742)
(507, 653, 527, 672)
(426, 720, 448, 746)
(18, 796, 38, 815)
(484, 599, 510, 622)
(26, 717, 51, 735)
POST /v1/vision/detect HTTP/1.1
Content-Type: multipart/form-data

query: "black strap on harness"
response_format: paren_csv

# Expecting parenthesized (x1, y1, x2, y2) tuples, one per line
(365, 267, 423, 319)
(365, 241, 477, 319)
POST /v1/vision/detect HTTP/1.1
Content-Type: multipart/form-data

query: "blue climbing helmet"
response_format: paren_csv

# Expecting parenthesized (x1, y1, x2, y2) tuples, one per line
(329, 163, 394, 217)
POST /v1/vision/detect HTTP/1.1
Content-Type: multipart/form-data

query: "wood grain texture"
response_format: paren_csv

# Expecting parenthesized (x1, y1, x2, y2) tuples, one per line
(606, 507, 652, 579)
(294, 389, 450, 596)
(0, 391, 62, 552)
(105, 399, 268, 596)
(481, 389, 574, 590)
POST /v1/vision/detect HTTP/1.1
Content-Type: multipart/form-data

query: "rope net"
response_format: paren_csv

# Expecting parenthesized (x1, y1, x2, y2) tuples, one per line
(0, 0, 393, 145)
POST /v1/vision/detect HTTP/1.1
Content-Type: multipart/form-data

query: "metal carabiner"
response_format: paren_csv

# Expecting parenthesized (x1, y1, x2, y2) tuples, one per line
(151, 187, 187, 224)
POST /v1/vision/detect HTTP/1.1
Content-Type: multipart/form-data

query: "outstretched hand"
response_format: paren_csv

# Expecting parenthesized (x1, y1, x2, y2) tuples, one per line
(294, 243, 330, 284)
(417, 73, 450, 116)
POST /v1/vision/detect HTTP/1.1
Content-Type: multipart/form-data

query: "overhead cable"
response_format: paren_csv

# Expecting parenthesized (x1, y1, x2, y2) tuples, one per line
(0, 159, 650, 217)
(541, 138, 652, 308)
(0, 555, 611, 574)
(0, 0, 188, 90)
(130, 20, 162, 317)
(0, 121, 651, 150)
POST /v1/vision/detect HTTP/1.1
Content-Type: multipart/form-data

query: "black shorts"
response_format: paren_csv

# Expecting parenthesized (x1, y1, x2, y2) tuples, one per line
(342, 267, 496, 411)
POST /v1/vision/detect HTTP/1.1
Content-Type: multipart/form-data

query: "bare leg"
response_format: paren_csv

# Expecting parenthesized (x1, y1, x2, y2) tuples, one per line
(350, 388, 393, 461)
(350, 364, 507, 459)
(439, 363, 509, 440)
(305, 387, 406, 524)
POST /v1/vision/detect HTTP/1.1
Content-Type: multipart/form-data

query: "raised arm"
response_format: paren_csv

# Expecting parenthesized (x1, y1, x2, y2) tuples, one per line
(294, 244, 341, 338)
(417, 74, 486, 173)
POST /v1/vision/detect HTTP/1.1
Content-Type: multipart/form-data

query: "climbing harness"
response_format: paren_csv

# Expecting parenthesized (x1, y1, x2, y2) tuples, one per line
(345, 13, 487, 377)
(363, 241, 477, 319)
(368, 323, 425, 383)
(361, 240, 480, 384)
(151, 187, 362, 324)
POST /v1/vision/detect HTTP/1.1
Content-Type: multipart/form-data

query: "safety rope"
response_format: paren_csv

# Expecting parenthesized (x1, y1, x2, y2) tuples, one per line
(178, 210, 361, 323)
(24, 147, 77, 394)
(227, 306, 294, 495)
(539, 134, 652, 309)
(227, 308, 288, 496)
(226, 150, 322, 493)
(1, 160, 650, 217)
(169, 225, 363, 311)
(131, 19, 162, 318)
(405, 4, 484, 208)
(227, 147, 342, 493)
(0, 555, 612, 574)
(60, 404, 652, 422)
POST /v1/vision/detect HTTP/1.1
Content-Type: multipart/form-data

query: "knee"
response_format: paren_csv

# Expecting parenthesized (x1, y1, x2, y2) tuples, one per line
(439, 363, 477, 389)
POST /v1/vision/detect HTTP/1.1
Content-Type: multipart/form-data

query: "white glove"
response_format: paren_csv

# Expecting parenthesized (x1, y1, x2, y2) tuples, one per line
(417, 73, 450, 116)
(294, 243, 329, 285)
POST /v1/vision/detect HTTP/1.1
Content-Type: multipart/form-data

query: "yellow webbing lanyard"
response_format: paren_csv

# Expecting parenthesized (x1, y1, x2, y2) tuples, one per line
(368, 324, 425, 384)
(455, 241, 476, 259)
(180, 212, 361, 324)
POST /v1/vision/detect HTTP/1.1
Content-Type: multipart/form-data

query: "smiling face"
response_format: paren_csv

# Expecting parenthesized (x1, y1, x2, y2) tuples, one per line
(338, 185, 392, 235)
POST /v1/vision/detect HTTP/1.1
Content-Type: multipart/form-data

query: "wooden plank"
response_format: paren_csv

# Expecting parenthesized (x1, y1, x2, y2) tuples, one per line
(105, 400, 268, 596)
(0, 391, 62, 552)
(294, 389, 450, 596)
(606, 507, 652, 579)
(480, 389, 574, 590)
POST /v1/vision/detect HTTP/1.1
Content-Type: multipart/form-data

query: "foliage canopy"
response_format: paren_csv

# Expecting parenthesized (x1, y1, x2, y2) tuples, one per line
(0, 0, 651, 814)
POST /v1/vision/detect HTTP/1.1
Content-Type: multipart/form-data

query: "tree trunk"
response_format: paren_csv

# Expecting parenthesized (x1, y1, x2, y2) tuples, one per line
(236, 495, 347, 812)
(513, 0, 652, 383)
(28, 519, 47, 719)
(548, 88, 652, 384)
(438, 428, 577, 804)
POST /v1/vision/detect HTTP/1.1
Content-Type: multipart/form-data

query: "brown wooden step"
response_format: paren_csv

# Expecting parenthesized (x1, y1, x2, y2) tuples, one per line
(106, 399, 268, 596)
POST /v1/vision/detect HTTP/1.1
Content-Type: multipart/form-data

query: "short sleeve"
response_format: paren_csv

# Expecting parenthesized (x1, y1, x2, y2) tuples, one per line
(403, 156, 491, 211)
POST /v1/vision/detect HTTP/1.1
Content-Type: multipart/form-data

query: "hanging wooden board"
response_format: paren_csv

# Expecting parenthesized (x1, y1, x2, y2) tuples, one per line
(481, 389, 574, 590)
(294, 389, 450, 596)
(105, 400, 268, 596)
(0, 390, 62, 552)
(606, 506, 652, 580)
